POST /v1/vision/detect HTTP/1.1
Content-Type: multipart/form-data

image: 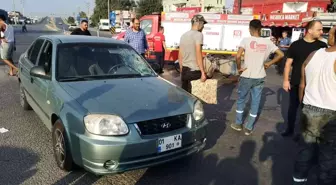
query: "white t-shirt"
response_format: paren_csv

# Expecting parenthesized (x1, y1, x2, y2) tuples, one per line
(239, 36, 278, 79)
(2, 24, 14, 43)
(303, 48, 336, 111)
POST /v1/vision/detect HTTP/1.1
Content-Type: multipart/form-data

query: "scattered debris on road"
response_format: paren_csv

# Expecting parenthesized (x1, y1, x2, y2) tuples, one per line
(0, 127, 9, 133)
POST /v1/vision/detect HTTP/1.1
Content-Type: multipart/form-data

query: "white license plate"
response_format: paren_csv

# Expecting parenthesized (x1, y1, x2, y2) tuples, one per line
(157, 134, 182, 153)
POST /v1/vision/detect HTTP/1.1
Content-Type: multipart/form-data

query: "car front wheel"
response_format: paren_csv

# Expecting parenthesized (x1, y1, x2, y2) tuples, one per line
(52, 119, 75, 171)
(19, 83, 32, 110)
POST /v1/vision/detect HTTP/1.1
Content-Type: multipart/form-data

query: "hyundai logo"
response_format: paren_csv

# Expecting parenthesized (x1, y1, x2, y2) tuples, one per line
(161, 122, 171, 129)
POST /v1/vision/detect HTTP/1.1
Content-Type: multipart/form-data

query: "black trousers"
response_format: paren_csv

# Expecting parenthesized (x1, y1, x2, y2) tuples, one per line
(155, 52, 165, 72)
(286, 85, 301, 132)
(293, 104, 336, 185)
(181, 66, 201, 93)
(276, 50, 287, 74)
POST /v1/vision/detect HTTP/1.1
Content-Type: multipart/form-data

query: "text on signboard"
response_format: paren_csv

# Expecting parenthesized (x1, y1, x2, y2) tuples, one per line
(269, 14, 300, 20)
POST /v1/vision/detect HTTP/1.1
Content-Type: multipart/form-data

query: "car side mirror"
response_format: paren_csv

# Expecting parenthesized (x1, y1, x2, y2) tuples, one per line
(30, 66, 51, 80)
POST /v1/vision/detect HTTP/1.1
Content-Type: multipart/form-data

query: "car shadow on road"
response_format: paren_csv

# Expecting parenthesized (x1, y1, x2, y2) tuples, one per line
(0, 146, 39, 185)
(51, 171, 99, 185)
(135, 140, 259, 185)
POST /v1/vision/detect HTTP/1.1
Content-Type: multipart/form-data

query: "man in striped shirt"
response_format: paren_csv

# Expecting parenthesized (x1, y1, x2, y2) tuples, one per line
(124, 18, 148, 57)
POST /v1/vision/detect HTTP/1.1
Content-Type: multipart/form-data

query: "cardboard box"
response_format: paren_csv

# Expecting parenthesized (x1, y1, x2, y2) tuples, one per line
(191, 73, 237, 104)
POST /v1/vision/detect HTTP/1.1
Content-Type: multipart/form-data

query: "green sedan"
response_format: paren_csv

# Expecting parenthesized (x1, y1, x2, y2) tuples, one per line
(18, 35, 208, 175)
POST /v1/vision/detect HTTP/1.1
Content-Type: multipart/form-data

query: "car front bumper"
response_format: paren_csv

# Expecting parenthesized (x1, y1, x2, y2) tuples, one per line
(73, 119, 208, 175)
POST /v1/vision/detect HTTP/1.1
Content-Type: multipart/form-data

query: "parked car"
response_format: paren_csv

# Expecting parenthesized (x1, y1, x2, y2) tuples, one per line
(68, 24, 78, 31)
(18, 35, 208, 175)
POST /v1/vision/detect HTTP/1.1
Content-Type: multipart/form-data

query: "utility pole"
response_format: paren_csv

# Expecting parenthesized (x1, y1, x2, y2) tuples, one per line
(107, 0, 110, 19)
(200, 0, 205, 12)
(21, 0, 25, 16)
(86, 2, 90, 18)
(13, 0, 16, 24)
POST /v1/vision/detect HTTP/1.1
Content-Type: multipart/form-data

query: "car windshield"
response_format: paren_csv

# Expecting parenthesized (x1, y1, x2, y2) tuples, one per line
(56, 43, 156, 81)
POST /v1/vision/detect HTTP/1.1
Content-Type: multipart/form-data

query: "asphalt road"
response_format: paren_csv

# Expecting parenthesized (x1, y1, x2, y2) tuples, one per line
(0, 19, 319, 185)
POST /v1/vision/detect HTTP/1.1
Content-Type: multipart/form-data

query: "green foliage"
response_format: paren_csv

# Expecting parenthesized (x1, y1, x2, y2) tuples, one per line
(67, 16, 75, 24)
(91, 0, 137, 25)
(79, 11, 87, 18)
(137, 0, 163, 17)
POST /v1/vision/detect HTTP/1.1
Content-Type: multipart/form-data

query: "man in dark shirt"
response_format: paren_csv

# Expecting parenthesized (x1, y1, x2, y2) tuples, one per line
(282, 20, 328, 137)
(70, 20, 91, 36)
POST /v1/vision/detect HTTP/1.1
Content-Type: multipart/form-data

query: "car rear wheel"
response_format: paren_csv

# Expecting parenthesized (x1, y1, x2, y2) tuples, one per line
(52, 119, 75, 171)
(19, 83, 32, 110)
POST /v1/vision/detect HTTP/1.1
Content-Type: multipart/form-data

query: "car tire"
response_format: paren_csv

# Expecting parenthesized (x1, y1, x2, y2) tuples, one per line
(52, 119, 75, 172)
(19, 83, 32, 110)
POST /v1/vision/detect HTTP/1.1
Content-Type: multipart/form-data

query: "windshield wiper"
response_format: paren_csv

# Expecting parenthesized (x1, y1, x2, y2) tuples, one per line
(59, 74, 155, 81)
(106, 74, 144, 78)
(58, 76, 97, 82)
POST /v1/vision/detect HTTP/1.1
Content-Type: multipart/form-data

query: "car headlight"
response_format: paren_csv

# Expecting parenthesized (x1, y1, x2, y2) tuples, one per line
(193, 100, 204, 121)
(84, 114, 129, 136)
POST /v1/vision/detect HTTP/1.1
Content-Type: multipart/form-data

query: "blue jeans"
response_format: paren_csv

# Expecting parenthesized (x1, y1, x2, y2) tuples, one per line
(235, 77, 265, 130)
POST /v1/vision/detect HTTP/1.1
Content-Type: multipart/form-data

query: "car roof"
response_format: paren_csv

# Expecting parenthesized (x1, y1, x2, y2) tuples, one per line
(38, 35, 125, 44)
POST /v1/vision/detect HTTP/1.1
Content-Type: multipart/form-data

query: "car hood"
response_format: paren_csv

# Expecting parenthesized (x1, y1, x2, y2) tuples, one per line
(59, 77, 194, 123)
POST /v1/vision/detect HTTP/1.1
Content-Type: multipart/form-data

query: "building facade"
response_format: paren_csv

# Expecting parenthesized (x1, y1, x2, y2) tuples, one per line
(162, 0, 226, 13)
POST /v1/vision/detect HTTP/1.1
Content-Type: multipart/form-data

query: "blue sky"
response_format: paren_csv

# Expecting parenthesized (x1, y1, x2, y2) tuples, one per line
(1, 0, 95, 17)
(2, 0, 233, 17)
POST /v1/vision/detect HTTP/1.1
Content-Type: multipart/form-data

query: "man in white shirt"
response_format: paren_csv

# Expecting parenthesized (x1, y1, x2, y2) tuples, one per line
(230, 19, 284, 135)
(0, 15, 17, 76)
(292, 27, 336, 185)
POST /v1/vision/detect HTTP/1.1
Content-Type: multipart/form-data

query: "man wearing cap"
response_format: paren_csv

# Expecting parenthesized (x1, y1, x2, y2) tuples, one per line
(179, 14, 207, 93)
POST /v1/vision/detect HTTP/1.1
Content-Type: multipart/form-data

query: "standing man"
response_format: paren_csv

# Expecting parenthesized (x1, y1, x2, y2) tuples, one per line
(70, 20, 91, 36)
(292, 37, 336, 185)
(281, 20, 327, 137)
(0, 15, 18, 76)
(179, 14, 207, 93)
(277, 31, 291, 75)
(22, 20, 28, 32)
(124, 18, 148, 57)
(230, 19, 284, 135)
(154, 26, 166, 73)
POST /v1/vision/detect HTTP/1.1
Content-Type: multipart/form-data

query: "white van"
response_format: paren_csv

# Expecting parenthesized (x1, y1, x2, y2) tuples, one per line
(99, 19, 110, 31)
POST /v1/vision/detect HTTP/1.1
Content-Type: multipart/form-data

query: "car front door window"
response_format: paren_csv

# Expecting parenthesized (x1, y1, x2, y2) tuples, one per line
(29, 39, 45, 65)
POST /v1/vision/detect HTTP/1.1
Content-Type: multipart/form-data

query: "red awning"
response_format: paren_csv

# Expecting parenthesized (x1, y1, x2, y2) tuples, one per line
(262, 21, 303, 27)
(259, 12, 312, 28)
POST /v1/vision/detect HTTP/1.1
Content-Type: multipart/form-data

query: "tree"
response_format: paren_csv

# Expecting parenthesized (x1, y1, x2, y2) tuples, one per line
(137, 0, 162, 17)
(79, 11, 87, 18)
(67, 16, 75, 24)
(91, 0, 137, 26)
